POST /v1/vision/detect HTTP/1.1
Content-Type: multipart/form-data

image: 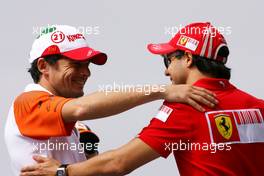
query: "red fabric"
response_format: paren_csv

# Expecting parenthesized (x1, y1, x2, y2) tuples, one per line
(138, 78, 264, 175)
(62, 47, 107, 65)
(41, 46, 107, 65)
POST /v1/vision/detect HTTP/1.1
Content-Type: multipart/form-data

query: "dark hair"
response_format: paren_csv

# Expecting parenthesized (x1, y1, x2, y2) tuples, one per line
(175, 48, 231, 80)
(28, 55, 61, 83)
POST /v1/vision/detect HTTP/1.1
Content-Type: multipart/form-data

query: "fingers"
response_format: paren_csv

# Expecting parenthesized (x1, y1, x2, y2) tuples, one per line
(21, 165, 39, 172)
(33, 155, 48, 163)
(185, 86, 219, 111)
(163, 84, 218, 111)
(20, 156, 60, 176)
(186, 98, 205, 112)
(190, 94, 215, 109)
(20, 171, 40, 176)
(192, 86, 218, 105)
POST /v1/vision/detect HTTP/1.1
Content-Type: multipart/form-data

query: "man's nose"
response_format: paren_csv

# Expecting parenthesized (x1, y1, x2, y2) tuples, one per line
(80, 65, 91, 78)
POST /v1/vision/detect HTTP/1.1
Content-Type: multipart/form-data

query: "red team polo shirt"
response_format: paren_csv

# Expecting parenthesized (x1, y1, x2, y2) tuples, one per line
(138, 78, 264, 175)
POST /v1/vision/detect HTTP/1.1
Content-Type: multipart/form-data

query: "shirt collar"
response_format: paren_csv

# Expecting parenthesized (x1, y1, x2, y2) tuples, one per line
(24, 83, 52, 94)
(193, 78, 236, 90)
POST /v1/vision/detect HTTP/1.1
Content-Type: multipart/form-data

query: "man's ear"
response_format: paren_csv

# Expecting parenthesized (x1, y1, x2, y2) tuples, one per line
(37, 58, 49, 75)
(185, 52, 193, 68)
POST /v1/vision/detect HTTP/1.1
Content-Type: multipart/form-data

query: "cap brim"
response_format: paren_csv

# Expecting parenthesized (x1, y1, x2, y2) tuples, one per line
(62, 47, 107, 65)
(147, 43, 177, 55)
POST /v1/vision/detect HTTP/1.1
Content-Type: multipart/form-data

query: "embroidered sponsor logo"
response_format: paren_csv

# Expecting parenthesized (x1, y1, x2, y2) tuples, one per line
(67, 33, 85, 42)
(37, 26, 56, 39)
(87, 50, 93, 56)
(155, 105, 173, 122)
(51, 31, 65, 43)
(205, 109, 264, 144)
(215, 114, 233, 140)
(177, 35, 199, 51)
(233, 110, 263, 124)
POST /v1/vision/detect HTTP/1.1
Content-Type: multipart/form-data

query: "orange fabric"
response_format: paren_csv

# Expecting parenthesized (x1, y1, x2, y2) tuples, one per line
(14, 91, 75, 139)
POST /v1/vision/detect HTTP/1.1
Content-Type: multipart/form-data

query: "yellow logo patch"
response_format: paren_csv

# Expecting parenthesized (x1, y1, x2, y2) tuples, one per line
(179, 36, 188, 46)
(215, 114, 232, 140)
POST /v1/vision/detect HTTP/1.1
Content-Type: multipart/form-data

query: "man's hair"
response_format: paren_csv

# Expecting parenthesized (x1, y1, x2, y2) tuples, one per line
(176, 48, 231, 80)
(28, 55, 61, 83)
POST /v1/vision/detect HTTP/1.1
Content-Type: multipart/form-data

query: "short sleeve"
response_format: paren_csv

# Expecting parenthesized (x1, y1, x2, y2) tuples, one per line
(138, 101, 195, 158)
(14, 91, 75, 139)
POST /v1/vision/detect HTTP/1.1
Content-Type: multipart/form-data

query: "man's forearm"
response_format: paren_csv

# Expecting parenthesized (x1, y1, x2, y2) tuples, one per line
(62, 85, 165, 122)
(68, 150, 127, 176)
(66, 138, 160, 176)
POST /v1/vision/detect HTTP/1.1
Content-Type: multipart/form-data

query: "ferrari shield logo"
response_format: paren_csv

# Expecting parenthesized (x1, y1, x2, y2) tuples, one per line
(179, 36, 188, 46)
(215, 114, 232, 140)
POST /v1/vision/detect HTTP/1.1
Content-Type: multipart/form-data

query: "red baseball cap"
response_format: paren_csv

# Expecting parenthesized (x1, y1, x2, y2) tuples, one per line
(148, 22, 229, 64)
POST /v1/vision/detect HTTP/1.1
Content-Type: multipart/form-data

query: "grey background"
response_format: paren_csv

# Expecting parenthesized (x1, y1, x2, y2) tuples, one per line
(0, 0, 263, 175)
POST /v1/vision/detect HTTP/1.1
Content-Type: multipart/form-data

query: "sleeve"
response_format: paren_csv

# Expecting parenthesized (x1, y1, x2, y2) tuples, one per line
(137, 101, 195, 158)
(13, 91, 75, 139)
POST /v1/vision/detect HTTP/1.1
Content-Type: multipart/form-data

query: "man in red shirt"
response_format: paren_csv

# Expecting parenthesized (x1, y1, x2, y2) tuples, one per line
(21, 22, 264, 176)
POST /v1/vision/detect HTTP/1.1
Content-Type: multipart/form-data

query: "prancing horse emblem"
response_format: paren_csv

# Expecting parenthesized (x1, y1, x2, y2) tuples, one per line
(215, 114, 233, 140)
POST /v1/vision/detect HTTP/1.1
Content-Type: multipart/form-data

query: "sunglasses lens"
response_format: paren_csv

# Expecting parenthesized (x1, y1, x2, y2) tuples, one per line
(163, 57, 169, 68)
(162, 51, 185, 68)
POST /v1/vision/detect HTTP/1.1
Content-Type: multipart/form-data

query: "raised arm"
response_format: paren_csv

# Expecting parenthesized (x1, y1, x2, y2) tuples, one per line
(62, 84, 217, 122)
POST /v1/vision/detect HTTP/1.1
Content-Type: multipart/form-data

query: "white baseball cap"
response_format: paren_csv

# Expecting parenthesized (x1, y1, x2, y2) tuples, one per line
(29, 25, 107, 65)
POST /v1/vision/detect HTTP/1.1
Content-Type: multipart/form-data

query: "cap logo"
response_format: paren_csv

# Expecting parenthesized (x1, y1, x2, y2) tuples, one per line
(51, 31, 65, 43)
(37, 26, 56, 39)
(87, 50, 93, 56)
(177, 35, 199, 51)
(215, 114, 233, 140)
(179, 36, 188, 45)
(67, 33, 85, 42)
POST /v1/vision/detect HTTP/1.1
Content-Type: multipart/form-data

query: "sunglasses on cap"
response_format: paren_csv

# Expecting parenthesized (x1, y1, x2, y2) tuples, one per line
(162, 50, 185, 68)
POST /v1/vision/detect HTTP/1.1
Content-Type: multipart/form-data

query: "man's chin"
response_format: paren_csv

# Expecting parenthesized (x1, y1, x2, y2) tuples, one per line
(73, 91, 84, 98)
(66, 90, 84, 98)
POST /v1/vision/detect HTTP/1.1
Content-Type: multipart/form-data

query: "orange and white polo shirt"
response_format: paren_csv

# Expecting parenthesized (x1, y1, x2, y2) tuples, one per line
(4, 84, 86, 175)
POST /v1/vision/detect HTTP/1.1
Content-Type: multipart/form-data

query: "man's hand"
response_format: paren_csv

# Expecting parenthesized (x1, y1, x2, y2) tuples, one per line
(20, 155, 60, 176)
(163, 84, 218, 112)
